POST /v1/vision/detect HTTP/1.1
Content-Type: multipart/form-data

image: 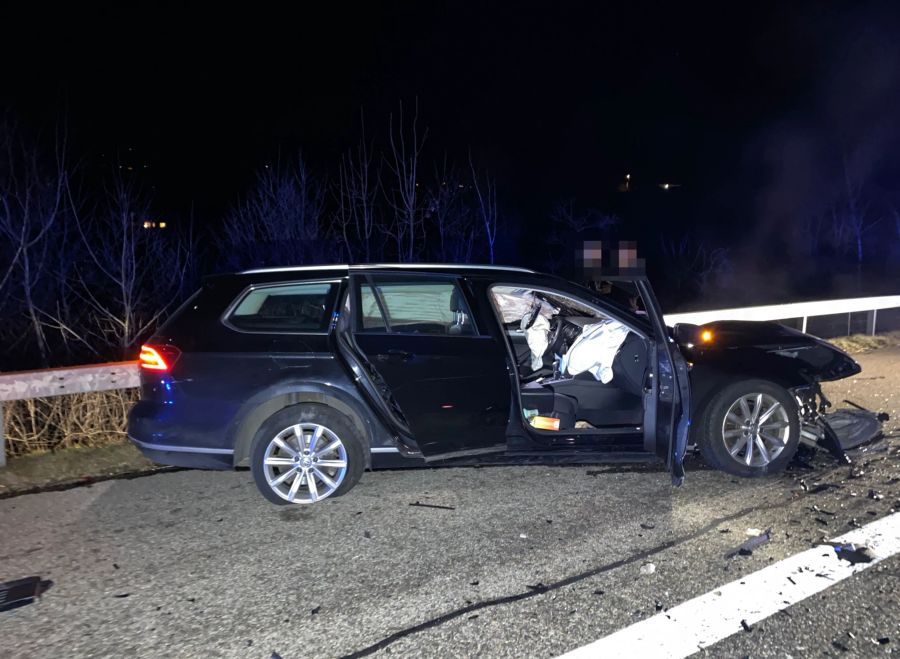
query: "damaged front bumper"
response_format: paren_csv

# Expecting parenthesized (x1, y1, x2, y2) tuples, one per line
(794, 384, 889, 462)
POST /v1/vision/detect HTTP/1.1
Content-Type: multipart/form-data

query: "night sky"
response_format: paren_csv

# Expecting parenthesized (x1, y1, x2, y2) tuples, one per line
(3, 1, 900, 255)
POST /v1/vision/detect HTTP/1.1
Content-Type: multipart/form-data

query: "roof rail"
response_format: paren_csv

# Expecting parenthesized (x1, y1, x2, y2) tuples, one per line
(239, 263, 535, 275)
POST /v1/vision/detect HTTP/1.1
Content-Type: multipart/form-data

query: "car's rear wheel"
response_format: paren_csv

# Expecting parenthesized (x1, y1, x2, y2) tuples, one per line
(250, 405, 366, 505)
(698, 379, 800, 477)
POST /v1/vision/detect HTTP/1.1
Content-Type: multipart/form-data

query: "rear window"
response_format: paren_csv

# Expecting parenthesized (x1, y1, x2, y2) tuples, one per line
(226, 281, 338, 333)
(358, 276, 476, 335)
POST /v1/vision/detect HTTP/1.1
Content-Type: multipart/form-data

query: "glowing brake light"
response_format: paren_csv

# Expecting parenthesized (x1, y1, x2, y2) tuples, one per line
(139, 344, 181, 371)
(700, 329, 714, 343)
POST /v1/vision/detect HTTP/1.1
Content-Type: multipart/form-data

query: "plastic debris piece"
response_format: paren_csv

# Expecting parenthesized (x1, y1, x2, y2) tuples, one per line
(640, 522, 656, 530)
(746, 528, 763, 536)
(519, 533, 528, 539)
(409, 501, 455, 510)
(639, 563, 656, 575)
(828, 542, 876, 565)
(727, 529, 772, 558)
(311, 606, 321, 615)
(868, 489, 884, 501)
(0, 577, 51, 612)
(741, 619, 753, 632)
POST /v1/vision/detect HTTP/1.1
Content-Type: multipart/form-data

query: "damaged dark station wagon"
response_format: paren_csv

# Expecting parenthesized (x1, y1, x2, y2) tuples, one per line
(128, 264, 880, 505)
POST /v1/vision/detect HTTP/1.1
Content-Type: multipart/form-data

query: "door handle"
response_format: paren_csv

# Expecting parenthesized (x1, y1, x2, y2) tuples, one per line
(381, 349, 414, 362)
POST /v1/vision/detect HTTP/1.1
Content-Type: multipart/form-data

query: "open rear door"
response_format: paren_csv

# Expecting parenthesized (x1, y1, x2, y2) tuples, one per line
(347, 273, 511, 461)
(636, 279, 691, 485)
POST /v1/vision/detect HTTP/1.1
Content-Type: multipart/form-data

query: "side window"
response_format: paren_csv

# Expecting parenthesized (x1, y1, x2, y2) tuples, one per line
(227, 281, 338, 333)
(357, 276, 477, 336)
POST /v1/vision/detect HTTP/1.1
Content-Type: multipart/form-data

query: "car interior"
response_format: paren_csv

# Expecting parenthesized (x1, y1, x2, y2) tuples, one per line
(489, 285, 649, 434)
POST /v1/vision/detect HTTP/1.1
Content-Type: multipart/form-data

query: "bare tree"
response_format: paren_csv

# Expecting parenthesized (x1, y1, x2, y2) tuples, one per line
(425, 156, 475, 263)
(220, 154, 331, 269)
(335, 114, 380, 263)
(384, 100, 427, 262)
(65, 174, 191, 358)
(550, 200, 619, 234)
(469, 153, 499, 264)
(0, 120, 68, 366)
(660, 233, 731, 298)
(829, 157, 880, 269)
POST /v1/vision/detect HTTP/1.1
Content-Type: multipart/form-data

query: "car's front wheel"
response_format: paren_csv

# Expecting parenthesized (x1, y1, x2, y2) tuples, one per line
(250, 404, 366, 505)
(698, 379, 800, 477)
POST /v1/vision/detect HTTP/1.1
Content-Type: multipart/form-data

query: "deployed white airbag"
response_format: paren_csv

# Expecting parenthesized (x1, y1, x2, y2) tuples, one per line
(525, 313, 551, 371)
(560, 319, 630, 383)
(493, 289, 556, 323)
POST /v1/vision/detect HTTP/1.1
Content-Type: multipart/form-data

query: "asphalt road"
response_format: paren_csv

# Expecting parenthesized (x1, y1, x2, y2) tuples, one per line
(2, 348, 899, 659)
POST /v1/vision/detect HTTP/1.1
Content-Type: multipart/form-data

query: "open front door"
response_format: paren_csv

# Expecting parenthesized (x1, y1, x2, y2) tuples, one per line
(348, 273, 511, 461)
(637, 280, 691, 485)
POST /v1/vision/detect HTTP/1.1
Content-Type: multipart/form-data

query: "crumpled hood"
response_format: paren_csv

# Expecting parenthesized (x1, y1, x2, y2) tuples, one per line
(686, 320, 862, 382)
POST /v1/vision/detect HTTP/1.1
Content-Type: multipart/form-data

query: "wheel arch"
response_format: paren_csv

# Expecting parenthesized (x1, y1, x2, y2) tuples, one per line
(229, 384, 378, 468)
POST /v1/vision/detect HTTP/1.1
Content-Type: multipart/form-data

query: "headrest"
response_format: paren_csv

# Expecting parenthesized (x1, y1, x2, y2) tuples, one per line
(450, 287, 465, 313)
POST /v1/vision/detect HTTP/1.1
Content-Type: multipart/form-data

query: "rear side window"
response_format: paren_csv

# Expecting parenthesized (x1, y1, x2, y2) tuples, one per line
(227, 281, 338, 333)
(357, 276, 476, 335)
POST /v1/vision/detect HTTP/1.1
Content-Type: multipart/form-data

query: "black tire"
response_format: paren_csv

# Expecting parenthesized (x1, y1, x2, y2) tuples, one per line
(250, 404, 366, 505)
(698, 379, 800, 478)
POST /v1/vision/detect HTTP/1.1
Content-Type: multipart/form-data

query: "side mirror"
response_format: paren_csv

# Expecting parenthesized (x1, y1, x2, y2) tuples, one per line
(673, 322, 700, 346)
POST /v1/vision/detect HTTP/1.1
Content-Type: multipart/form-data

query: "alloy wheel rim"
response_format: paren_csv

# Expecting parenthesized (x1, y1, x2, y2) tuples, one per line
(721, 393, 791, 468)
(263, 423, 348, 503)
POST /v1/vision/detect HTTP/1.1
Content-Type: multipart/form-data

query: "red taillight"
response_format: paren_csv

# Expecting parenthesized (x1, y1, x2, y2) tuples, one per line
(139, 344, 181, 371)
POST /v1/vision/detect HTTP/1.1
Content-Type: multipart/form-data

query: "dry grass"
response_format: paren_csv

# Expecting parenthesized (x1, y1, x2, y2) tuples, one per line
(2, 388, 139, 458)
(828, 330, 900, 354)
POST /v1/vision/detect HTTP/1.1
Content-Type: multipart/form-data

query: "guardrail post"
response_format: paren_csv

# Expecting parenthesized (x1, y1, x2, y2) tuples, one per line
(867, 309, 877, 336)
(0, 404, 6, 468)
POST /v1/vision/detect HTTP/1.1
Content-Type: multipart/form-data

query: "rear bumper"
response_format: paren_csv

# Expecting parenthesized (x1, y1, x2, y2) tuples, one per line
(128, 435, 234, 469)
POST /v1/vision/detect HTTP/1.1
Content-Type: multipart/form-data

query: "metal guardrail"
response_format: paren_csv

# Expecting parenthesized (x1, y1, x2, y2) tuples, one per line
(664, 295, 900, 334)
(2, 294, 899, 467)
(0, 361, 139, 467)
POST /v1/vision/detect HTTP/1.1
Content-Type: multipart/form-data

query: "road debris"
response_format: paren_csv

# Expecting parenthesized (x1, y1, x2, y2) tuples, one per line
(741, 619, 753, 632)
(409, 501, 455, 510)
(639, 563, 656, 575)
(828, 542, 876, 565)
(868, 489, 884, 501)
(640, 522, 656, 530)
(0, 576, 51, 612)
(726, 529, 772, 558)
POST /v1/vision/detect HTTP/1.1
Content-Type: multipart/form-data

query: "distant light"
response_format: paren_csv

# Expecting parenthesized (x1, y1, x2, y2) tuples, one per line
(143, 221, 152, 229)
(625, 174, 631, 180)
(159, 221, 167, 229)
(662, 183, 670, 190)
(700, 329, 714, 343)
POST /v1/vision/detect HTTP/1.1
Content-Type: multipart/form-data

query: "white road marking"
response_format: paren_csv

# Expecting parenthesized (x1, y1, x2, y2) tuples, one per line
(558, 511, 900, 659)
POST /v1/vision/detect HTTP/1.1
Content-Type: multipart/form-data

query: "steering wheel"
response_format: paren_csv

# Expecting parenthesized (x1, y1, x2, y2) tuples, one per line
(548, 316, 565, 354)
